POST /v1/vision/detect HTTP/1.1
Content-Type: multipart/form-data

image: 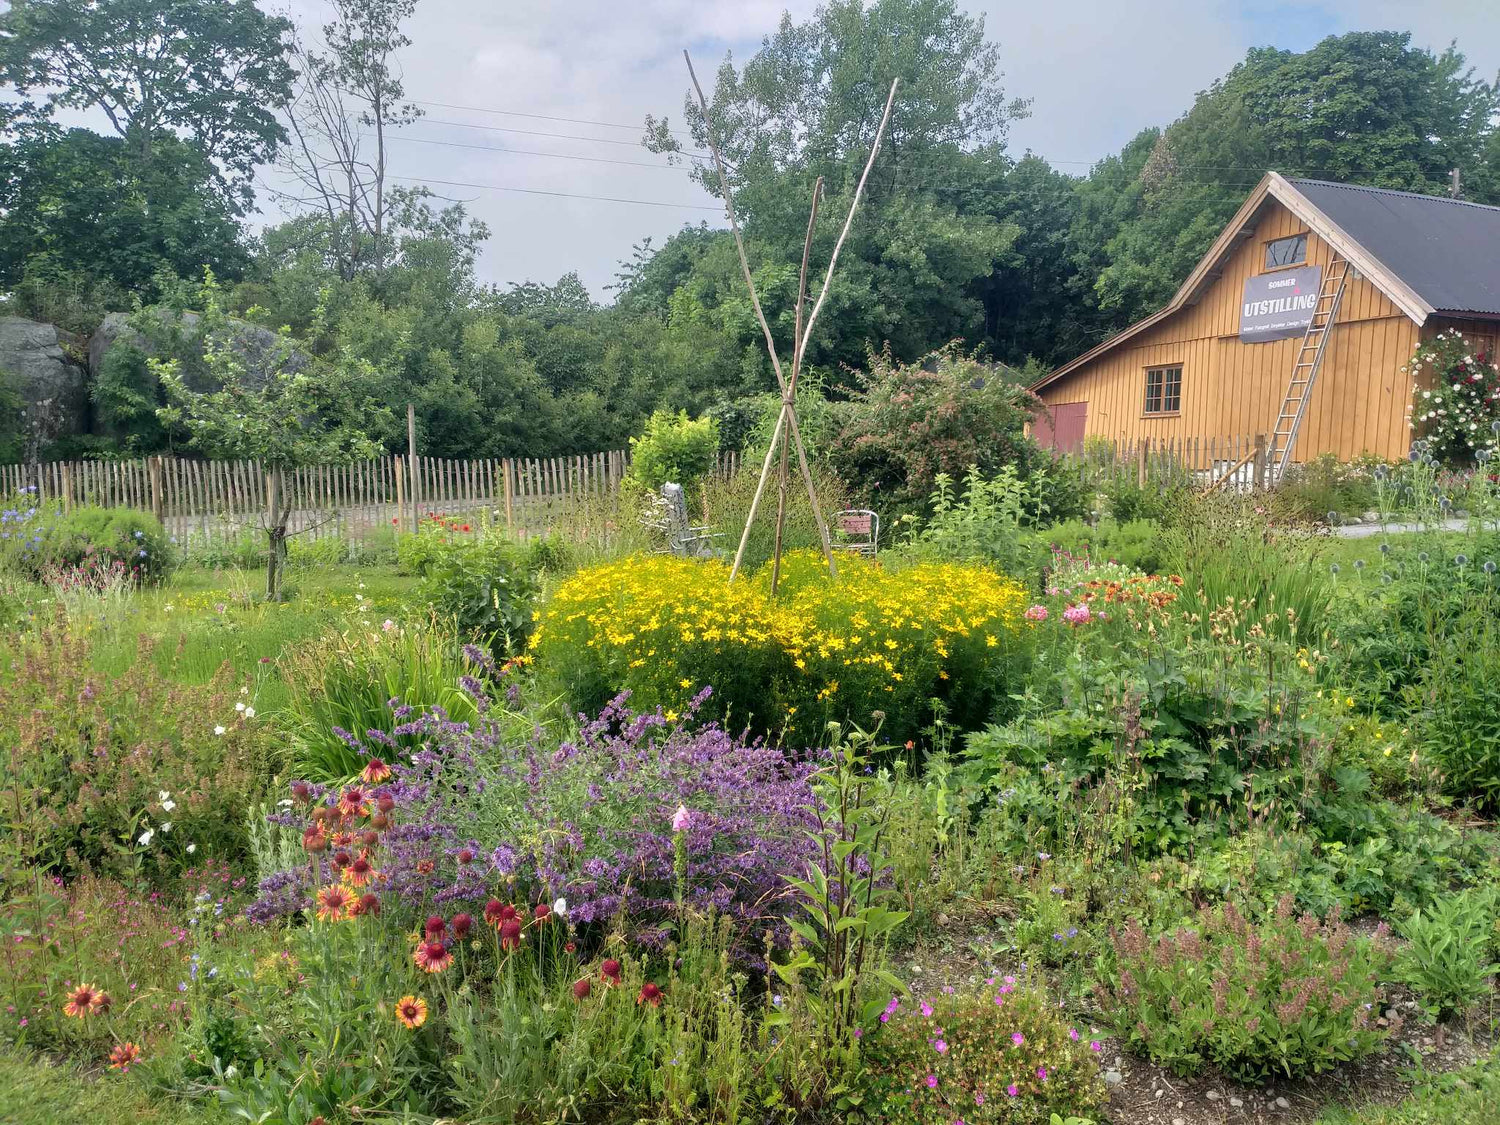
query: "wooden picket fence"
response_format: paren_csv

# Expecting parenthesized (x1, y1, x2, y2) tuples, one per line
(1, 449, 744, 548)
(1067, 433, 1272, 493)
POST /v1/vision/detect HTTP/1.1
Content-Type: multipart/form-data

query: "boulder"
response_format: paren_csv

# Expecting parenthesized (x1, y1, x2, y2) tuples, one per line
(88, 308, 311, 389)
(0, 316, 89, 444)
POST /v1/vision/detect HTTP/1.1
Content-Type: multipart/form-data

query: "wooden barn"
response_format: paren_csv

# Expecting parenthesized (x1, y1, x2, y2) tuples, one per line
(1031, 172, 1500, 473)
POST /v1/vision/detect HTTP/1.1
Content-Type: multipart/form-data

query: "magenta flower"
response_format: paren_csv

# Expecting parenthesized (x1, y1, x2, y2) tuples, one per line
(920, 1000, 933, 1018)
(1037, 1066, 1048, 1081)
(1011, 1032, 1025, 1047)
(1063, 602, 1092, 625)
(1090, 1040, 1102, 1052)
(975, 1092, 985, 1106)
(1006, 1084, 1019, 1097)
(1024, 603, 1049, 622)
(935, 1039, 948, 1053)
(993, 993, 1006, 1007)
(1069, 1028, 1080, 1041)
(926, 1074, 938, 1089)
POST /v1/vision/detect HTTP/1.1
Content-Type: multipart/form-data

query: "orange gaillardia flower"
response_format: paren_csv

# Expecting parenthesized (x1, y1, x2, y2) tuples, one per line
(338, 785, 370, 819)
(361, 758, 392, 785)
(63, 983, 101, 1018)
(637, 981, 663, 1007)
(109, 1042, 142, 1072)
(413, 940, 453, 973)
(343, 855, 376, 888)
(395, 995, 429, 1029)
(316, 884, 353, 922)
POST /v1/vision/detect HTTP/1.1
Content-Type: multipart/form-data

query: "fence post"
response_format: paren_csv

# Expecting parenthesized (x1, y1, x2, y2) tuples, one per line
(149, 456, 164, 524)
(1253, 433, 1268, 491)
(502, 458, 514, 531)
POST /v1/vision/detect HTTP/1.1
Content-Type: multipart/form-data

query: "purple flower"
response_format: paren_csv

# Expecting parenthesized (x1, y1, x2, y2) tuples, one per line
(1006, 1084, 1019, 1097)
(925, 1074, 938, 1089)
(1090, 1040, 1102, 1052)
(1011, 1032, 1024, 1047)
(934, 1039, 948, 1053)
(1037, 1066, 1047, 1081)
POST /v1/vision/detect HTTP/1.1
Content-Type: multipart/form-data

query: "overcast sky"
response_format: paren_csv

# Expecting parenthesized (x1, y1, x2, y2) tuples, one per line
(142, 1, 1500, 298)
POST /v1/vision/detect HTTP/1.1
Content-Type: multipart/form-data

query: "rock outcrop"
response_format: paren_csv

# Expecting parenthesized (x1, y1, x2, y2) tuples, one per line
(0, 316, 90, 443)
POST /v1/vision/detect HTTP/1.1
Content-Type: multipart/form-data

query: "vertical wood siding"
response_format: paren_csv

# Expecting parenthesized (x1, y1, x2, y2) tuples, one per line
(1041, 201, 1422, 461)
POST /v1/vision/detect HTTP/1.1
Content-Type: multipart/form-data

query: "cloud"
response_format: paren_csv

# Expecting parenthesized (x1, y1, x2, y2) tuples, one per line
(245, 2, 1500, 300)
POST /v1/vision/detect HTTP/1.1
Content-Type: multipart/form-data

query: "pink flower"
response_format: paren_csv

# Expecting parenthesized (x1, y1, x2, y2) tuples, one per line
(975, 1092, 985, 1105)
(1090, 1040, 1102, 1052)
(1024, 604, 1049, 622)
(853, 1027, 863, 1038)
(935, 1039, 948, 1053)
(671, 804, 691, 832)
(1062, 602, 1092, 626)
(1069, 1028, 1080, 1041)
(1006, 1084, 1019, 1097)
(1011, 1032, 1025, 1047)
(926, 1074, 938, 1089)
(920, 1001, 933, 1018)
(1037, 1066, 1048, 1081)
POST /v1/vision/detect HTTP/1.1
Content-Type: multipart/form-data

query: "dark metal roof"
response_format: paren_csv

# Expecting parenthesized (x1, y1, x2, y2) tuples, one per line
(1286, 177, 1500, 317)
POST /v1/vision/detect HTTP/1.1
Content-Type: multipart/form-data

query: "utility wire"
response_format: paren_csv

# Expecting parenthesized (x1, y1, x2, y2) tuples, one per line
(387, 173, 721, 211)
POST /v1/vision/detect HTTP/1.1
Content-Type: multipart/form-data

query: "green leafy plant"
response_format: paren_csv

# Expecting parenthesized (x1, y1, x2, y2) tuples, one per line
(1394, 889, 1500, 1021)
(862, 978, 1106, 1125)
(401, 520, 538, 652)
(0, 502, 174, 584)
(625, 409, 720, 493)
(1104, 898, 1389, 1081)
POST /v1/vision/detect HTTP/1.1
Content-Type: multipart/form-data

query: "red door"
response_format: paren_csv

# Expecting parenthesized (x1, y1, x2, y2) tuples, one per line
(1034, 402, 1087, 455)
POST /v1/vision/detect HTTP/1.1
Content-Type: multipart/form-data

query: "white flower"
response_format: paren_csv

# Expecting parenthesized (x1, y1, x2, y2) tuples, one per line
(163, 603, 174, 611)
(553, 897, 568, 918)
(161, 799, 176, 813)
(358, 582, 366, 589)
(239, 686, 249, 695)
(138, 828, 154, 847)
(214, 725, 227, 736)
(186, 843, 196, 854)
(159, 790, 171, 802)
(382, 619, 396, 632)
(278, 798, 293, 807)
(355, 593, 364, 602)
(235, 701, 246, 712)
(161, 821, 172, 834)
(244, 706, 255, 719)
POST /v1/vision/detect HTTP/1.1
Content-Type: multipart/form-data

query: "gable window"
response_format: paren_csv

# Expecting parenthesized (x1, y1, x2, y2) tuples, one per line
(1143, 365, 1182, 415)
(1264, 233, 1308, 269)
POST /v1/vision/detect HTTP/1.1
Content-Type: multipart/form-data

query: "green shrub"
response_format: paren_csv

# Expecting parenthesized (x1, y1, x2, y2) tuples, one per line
(1271, 454, 1381, 523)
(0, 502, 175, 584)
(530, 551, 1031, 746)
(1028, 517, 1164, 577)
(625, 409, 720, 492)
(862, 980, 1106, 1124)
(1394, 889, 1500, 1021)
(400, 519, 538, 652)
(280, 619, 483, 780)
(902, 466, 1046, 572)
(1103, 899, 1389, 1081)
(0, 616, 273, 883)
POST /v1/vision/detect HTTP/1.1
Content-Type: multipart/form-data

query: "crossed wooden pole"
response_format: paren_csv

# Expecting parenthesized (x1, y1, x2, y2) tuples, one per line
(683, 51, 898, 589)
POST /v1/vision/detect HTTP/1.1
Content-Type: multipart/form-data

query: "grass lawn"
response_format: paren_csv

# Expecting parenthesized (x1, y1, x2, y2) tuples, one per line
(67, 563, 420, 713)
(0, 1051, 219, 1125)
(1313, 1053, 1500, 1124)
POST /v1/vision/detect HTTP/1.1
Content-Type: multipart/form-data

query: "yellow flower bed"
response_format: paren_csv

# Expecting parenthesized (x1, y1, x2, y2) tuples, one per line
(530, 550, 1029, 744)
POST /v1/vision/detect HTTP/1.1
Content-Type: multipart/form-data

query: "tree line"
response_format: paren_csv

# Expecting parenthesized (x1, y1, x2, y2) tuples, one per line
(1, 0, 1497, 462)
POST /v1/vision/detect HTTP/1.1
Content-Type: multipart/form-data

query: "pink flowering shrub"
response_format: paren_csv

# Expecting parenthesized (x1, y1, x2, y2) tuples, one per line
(1102, 897, 1390, 1082)
(862, 979, 1105, 1124)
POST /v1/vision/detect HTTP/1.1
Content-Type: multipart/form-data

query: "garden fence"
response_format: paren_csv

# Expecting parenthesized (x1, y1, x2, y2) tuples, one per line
(1066, 432, 1272, 494)
(0, 449, 744, 549)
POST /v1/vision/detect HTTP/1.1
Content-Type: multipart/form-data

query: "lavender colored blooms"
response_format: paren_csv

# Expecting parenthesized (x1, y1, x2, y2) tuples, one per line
(250, 689, 826, 953)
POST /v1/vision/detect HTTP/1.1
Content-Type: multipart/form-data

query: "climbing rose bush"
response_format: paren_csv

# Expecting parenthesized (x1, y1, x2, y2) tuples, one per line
(862, 977, 1106, 1124)
(529, 549, 1030, 745)
(1406, 329, 1500, 465)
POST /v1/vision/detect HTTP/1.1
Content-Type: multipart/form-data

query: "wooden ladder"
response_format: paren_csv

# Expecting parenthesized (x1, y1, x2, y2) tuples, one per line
(1270, 255, 1349, 480)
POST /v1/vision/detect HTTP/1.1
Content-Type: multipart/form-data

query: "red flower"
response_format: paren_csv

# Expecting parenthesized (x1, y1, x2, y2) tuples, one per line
(499, 918, 523, 951)
(361, 758, 392, 785)
(338, 785, 370, 819)
(109, 1041, 141, 1072)
(316, 884, 353, 922)
(461, 524, 471, 532)
(92, 990, 113, 1015)
(343, 855, 376, 888)
(484, 899, 506, 925)
(374, 790, 396, 813)
(413, 940, 453, 973)
(425, 915, 446, 938)
(564, 940, 577, 954)
(637, 982, 663, 1007)
(349, 891, 380, 917)
(601, 959, 621, 985)
(360, 829, 379, 848)
(414, 858, 434, 875)
(573, 978, 592, 1000)
(63, 983, 99, 1018)
(290, 780, 312, 804)
(533, 902, 552, 923)
(302, 824, 328, 853)
(332, 850, 352, 871)
(456, 848, 475, 865)
(451, 913, 473, 939)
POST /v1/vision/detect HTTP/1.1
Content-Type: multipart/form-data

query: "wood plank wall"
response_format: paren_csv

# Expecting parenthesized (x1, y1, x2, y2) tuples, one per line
(1039, 199, 1421, 462)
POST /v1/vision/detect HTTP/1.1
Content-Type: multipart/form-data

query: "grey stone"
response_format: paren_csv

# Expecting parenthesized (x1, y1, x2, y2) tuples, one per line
(1275, 1096, 1291, 1109)
(1104, 1070, 1124, 1087)
(88, 308, 310, 388)
(1206, 1090, 1221, 1100)
(0, 316, 89, 445)
(1230, 1096, 1244, 1107)
(1173, 1118, 1185, 1124)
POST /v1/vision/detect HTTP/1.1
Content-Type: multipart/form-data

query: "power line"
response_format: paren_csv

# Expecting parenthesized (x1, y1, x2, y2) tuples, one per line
(411, 97, 693, 140)
(398, 117, 710, 160)
(387, 173, 721, 211)
(380, 132, 691, 171)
